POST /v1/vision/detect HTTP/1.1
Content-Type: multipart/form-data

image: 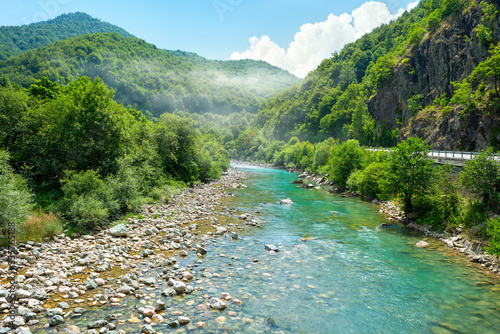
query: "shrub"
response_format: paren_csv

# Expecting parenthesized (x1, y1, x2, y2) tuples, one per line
(346, 170, 363, 191)
(67, 196, 109, 230)
(17, 212, 63, 242)
(357, 162, 386, 198)
(485, 218, 500, 257)
(475, 24, 494, 46)
(106, 160, 144, 212)
(60, 170, 117, 230)
(408, 94, 424, 115)
(451, 200, 489, 229)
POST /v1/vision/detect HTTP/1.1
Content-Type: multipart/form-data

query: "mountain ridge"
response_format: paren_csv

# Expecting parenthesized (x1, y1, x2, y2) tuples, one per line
(0, 12, 134, 61)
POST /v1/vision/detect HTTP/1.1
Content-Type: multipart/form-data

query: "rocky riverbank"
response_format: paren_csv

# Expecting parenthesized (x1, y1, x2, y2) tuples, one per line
(0, 167, 264, 334)
(379, 201, 500, 277)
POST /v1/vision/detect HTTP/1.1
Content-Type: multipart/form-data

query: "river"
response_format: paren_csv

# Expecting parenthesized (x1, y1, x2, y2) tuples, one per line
(26, 164, 500, 333)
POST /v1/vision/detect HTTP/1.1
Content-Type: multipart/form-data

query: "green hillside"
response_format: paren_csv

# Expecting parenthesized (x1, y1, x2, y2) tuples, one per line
(0, 12, 134, 61)
(254, 0, 499, 149)
(0, 33, 299, 117)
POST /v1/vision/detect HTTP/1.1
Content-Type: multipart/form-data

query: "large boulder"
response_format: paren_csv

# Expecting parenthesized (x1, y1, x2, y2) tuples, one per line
(109, 224, 127, 237)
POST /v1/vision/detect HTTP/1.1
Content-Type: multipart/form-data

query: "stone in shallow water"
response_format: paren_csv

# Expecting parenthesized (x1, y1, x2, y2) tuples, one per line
(178, 316, 190, 325)
(87, 320, 108, 329)
(58, 302, 70, 309)
(209, 297, 227, 310)
(85, 279, 98, 290)
(416, 240, 430, 248)
(173, 281, 186, 292)
(141, 324, 156, 334)
(49, 315, 64, 326)
(161, 288, 176, 297)
(279, 198, 293, 205)
(265, 244, 279, 252)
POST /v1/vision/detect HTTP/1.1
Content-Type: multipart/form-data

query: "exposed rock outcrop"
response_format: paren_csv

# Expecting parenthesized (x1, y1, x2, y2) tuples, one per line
(369, 5, 500, 150)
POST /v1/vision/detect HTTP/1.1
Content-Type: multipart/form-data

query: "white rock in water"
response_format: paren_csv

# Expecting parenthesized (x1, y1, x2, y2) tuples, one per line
(216, 227, 227, 235)
(209, 297, 227, 310)
(173, 281, 186, 292)
(279, 198, 293, 205)
(416, 240, 430, 248)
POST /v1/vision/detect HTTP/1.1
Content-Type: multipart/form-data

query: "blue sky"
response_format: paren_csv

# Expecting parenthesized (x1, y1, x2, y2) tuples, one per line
(0, 0, 419, 77)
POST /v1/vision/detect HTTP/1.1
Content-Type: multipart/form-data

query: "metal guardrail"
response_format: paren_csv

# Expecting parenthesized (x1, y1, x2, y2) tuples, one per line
(367, 147, 500, 161)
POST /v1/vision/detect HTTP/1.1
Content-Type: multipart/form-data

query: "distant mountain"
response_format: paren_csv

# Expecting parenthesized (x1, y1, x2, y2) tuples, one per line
(0, 33, 299, 116)
(0, 12, 134, 61)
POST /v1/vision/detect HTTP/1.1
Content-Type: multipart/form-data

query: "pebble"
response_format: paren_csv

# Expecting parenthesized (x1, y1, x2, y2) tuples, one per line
(209, 297, 227, 310)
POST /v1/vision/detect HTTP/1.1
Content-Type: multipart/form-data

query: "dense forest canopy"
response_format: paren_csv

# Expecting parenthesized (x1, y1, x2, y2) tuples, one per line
(0, 12, 133, 61)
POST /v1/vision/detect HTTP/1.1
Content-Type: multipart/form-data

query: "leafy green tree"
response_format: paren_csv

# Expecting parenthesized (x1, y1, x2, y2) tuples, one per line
(358, 162, 387, 198)
(328, 140, 365, 188)
(460, 147, 500, 210)
(441, 0, 463, 17)
(351, 99, 364, 140)
(381, 137, 435, 213)
(427, 9, 442, 32)
(471, 43, 500, 96)
(29, 76, 59, 100)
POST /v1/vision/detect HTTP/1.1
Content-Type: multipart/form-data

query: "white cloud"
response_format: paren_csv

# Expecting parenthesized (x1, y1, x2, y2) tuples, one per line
(230, 1, 416, 78)
(407, 1, 420, 11)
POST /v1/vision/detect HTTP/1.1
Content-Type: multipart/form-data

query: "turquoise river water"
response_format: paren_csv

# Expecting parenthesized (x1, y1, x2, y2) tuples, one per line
(30, 164, 500, 333)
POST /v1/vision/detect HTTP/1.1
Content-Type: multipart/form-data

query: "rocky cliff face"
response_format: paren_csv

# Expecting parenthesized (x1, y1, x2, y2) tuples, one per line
(368, 5, 500, 150)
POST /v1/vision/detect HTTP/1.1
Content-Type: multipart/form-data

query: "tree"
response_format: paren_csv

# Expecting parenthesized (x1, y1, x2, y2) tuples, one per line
(29, 76, 59, 100)
(351, 99, 364, 140)
(381, 137, 435, 213)
(471, 43, 500, 96)
(328, 140, 365, 188)
(460, 147, 500, 210)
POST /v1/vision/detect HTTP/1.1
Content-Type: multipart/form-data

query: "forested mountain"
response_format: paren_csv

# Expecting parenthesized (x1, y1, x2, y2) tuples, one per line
(0, 12, 133, 61)
(255, 0, 500, 150)
(0, 32, 299, 117)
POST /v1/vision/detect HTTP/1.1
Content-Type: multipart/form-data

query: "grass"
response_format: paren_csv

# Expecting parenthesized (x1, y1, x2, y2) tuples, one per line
(16, 211, 64, 243)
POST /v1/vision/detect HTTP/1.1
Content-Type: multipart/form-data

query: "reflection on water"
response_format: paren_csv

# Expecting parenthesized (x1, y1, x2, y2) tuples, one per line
(30, 165, 500, 333)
